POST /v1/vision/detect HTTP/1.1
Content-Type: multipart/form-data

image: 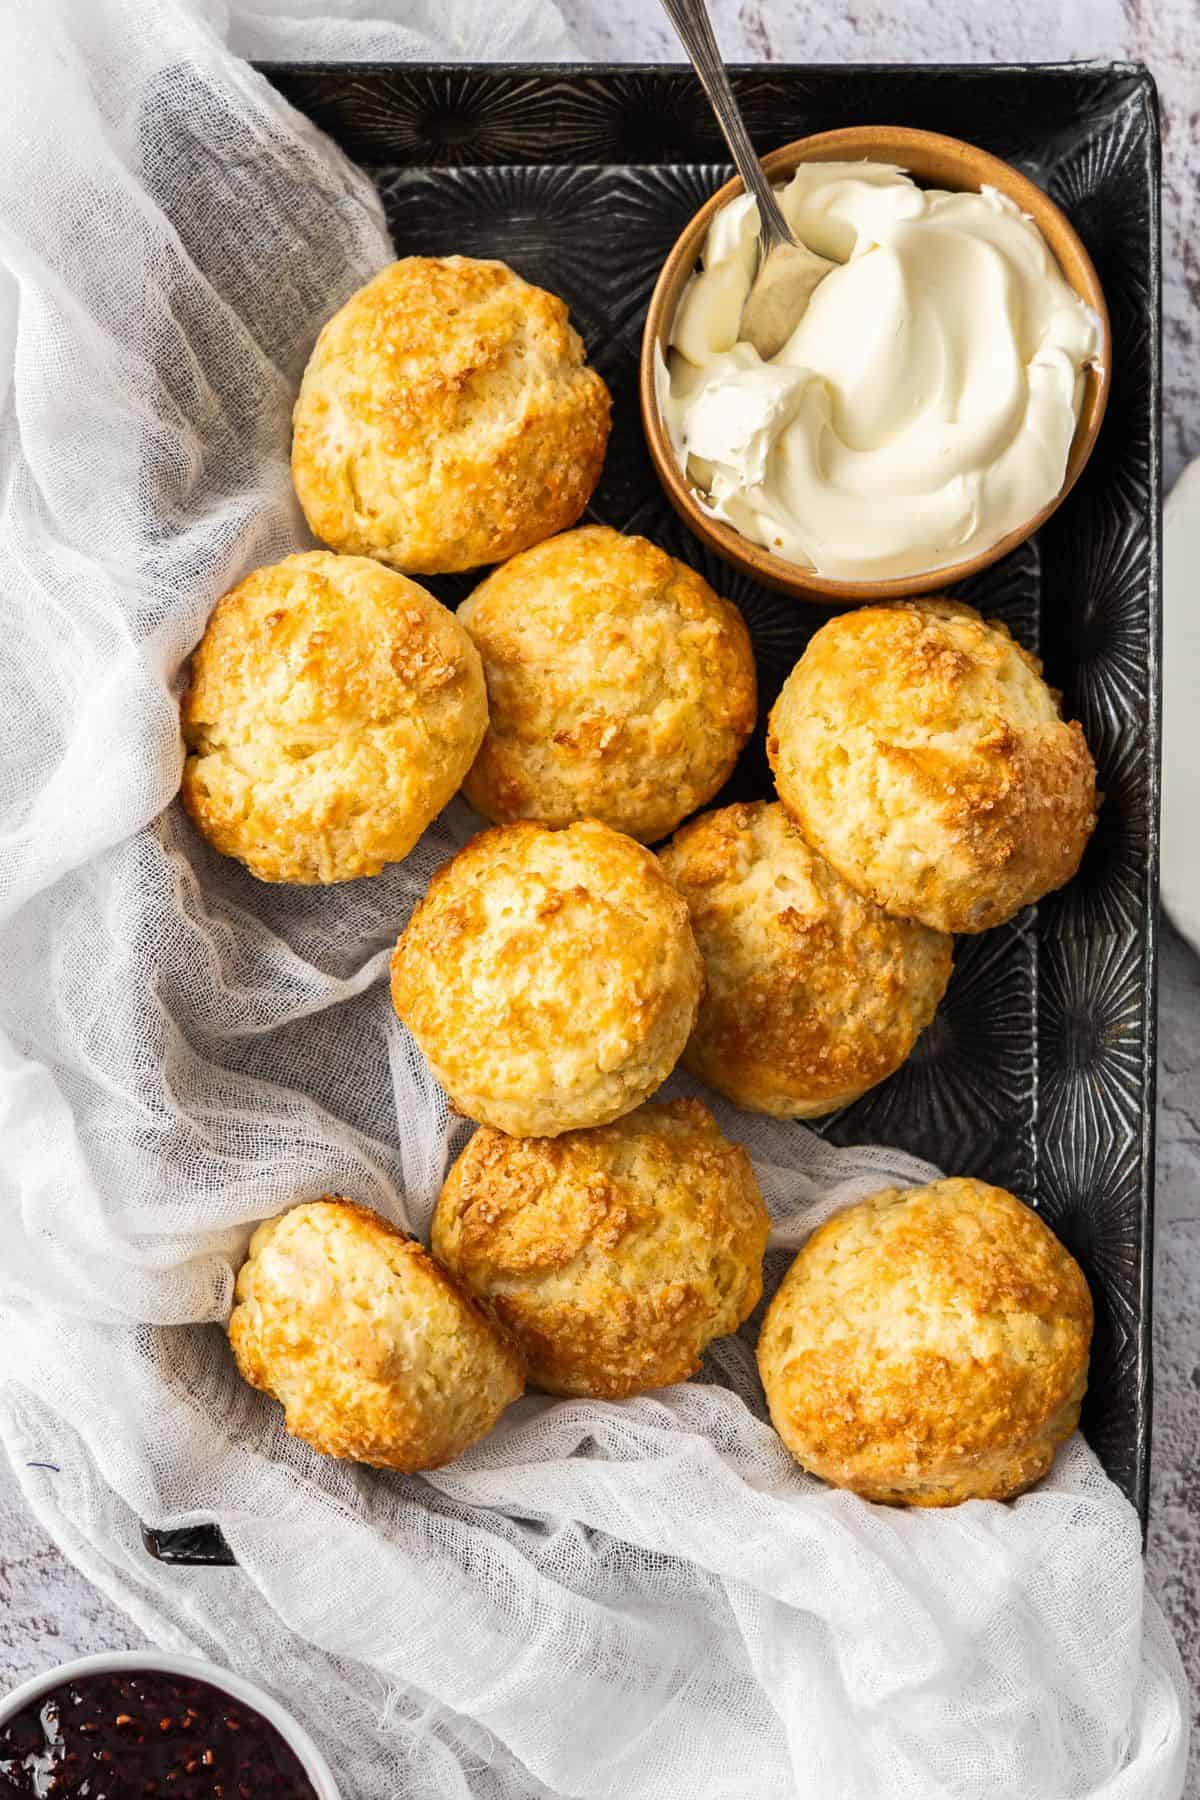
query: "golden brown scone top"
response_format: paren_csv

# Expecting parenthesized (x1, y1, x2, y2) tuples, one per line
(458, 525, 756, 843)
(227, 1198, 524, 1472)
(291, 256, 612, 575)
(660, 802, 952, 1117)
(433, 1097, 770, 1398)
(767, 599, 1099, 933)
(757, 1177, 1092, 1506)
(391, 819, 703, 1137)
(181, 551, 486, 884)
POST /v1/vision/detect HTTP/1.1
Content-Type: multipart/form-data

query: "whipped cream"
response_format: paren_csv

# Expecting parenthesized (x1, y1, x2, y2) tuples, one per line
(662, 163, 1103, 581)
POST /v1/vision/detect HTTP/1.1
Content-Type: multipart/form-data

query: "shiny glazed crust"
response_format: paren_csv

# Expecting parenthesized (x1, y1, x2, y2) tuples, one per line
(458, 525, 756, 843)
(228, 1198, 524, 1470)
(659, 802, 952, 1116)
(180, 551, 486, 884)
(390, 820, 704, 1137)
(756, 1177, 1092, 1505)
(767, 599, 1099, 933)
(433, 1098, 769, 1397)
(291, 257, 612, 575)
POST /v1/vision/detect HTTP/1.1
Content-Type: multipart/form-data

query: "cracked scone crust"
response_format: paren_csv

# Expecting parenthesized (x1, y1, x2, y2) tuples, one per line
(433, 1098, 769, 1397)
(390, 819, 704, 1137)
(458, 525, 756, 843)
(767, 599, 1099, 933)
(660, 802, 952, 1117)
(181, 551, 486, 884)
(228, 1198, 524, 1471)
(757, 1177, 1092, 1505)
(292, 257, 611, 575)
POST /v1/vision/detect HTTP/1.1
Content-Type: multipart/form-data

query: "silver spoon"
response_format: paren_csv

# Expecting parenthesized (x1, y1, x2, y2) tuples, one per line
(659, 0, 833, 359)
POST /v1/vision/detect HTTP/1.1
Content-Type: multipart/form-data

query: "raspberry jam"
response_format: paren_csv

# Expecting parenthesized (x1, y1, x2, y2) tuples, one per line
(0, 1669, 319, 1798)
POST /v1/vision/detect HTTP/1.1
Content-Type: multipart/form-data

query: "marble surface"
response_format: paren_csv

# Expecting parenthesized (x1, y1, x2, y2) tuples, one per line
(3, 0, 1199, 1792)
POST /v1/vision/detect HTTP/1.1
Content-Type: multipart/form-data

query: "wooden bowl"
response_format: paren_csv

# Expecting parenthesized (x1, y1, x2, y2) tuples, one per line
(639, 125, 1111, 605)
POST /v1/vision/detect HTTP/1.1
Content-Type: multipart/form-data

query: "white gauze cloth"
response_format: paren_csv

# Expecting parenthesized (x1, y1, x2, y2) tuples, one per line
(0, 3, 1188, 1796)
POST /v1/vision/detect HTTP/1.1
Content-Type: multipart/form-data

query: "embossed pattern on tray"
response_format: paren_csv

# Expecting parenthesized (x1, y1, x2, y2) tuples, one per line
(144, 64, 1160, 1561)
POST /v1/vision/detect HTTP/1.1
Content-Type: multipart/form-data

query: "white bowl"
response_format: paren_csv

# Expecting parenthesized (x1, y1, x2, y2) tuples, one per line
(0, 1649, 339, 1798)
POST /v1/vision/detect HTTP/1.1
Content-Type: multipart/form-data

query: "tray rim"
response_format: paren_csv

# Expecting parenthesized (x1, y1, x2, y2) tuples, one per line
(1133, 57, 1164, 1531)
(254, 57, 1158, 75)
(144, 56, 1162, 1565)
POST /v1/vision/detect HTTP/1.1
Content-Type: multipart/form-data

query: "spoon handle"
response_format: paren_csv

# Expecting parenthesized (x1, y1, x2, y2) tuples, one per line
(658, 0, 793, 251)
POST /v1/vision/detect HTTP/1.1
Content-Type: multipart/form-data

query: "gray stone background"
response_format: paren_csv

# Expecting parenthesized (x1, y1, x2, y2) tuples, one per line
(3, 0, 1197, 1790)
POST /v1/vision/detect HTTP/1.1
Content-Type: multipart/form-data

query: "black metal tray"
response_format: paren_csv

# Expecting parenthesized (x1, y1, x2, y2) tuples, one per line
(144, 61, 1161, 1566)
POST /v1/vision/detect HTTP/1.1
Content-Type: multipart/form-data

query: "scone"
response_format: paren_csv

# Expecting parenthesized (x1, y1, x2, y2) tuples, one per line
(390, 819, 703, 1136)
(181, 551, 486, 884)
(432, 1098, 769, 1397)
(767, 599, 1099, 933)
(659, 802, 952, 1117)
(292, 257, 611, 575)
(757, 1177, 1092, 1505)
(228, 1198, 524, 1470)
(458, 526, 756, 843)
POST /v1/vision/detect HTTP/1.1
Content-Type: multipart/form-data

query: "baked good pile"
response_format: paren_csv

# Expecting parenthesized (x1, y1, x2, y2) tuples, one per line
(184, 255, 1098, 1507)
